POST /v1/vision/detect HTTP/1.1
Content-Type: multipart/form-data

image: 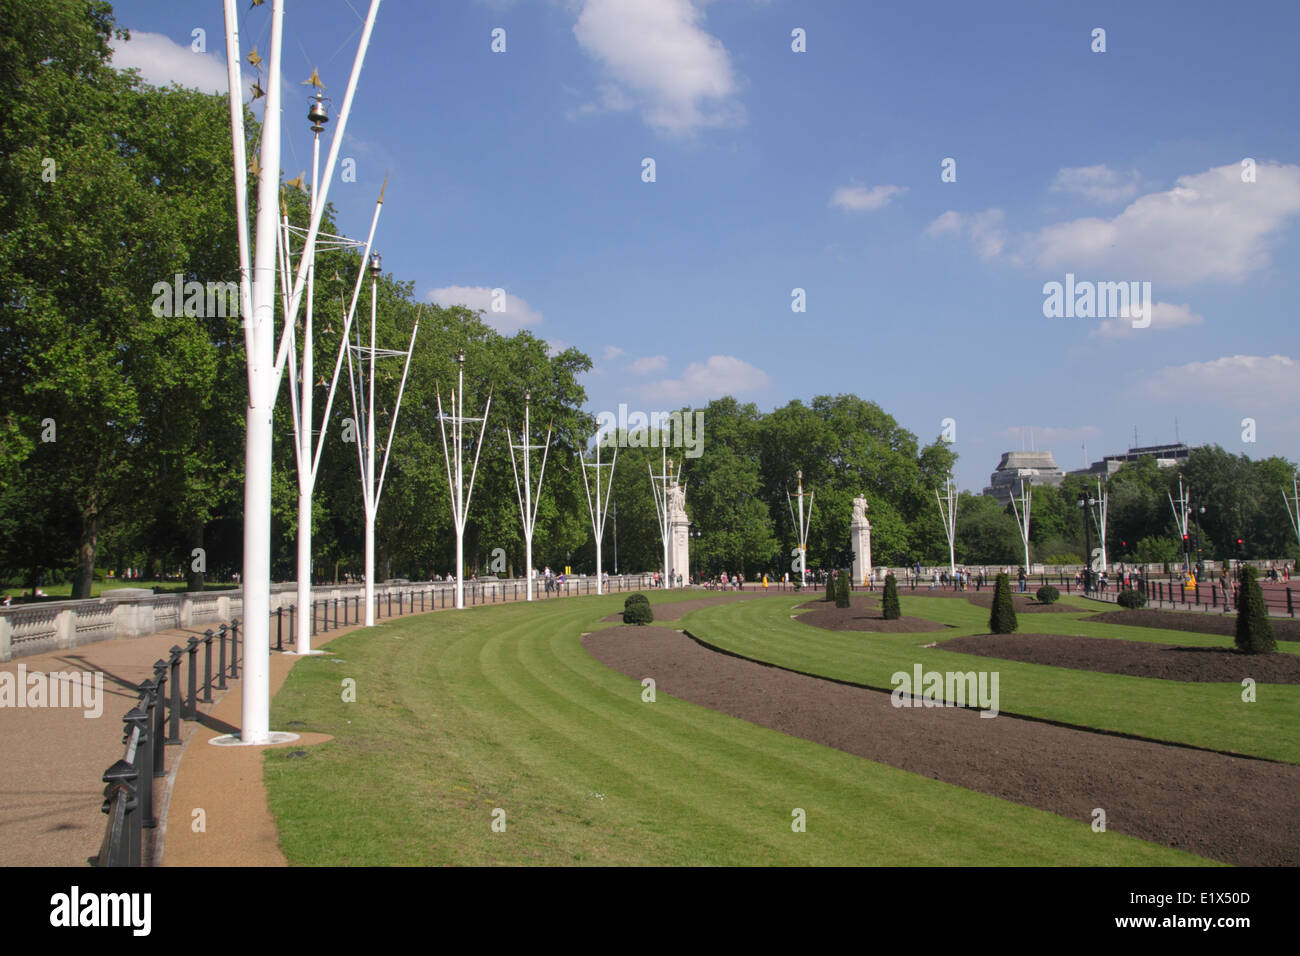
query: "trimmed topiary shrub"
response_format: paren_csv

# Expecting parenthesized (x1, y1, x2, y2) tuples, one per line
(881, 573, 901, 620)
(1035, 585, 1060, 605)
(625, 593, 649, 609)
(835, 568, 851, 608)
(823, 573, 836, 601)
(1235, 566, 1276, 654)
(623, 601, 654, 625)
(1116, 588, 1146, 609)
(989, 573, 1018, 634)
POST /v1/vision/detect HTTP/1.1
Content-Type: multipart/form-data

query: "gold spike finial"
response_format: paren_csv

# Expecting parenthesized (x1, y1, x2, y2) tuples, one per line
(377, 170, 389, 204)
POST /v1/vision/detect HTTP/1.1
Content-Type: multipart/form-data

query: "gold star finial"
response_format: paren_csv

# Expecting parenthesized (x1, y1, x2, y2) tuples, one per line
(302, 68, 325, 90)
(246, 47, 262, 69)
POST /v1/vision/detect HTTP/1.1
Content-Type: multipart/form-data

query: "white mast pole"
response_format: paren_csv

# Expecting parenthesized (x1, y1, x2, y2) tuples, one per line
(1010, 479, 1031, 573)
(507, 394, 551, 601)
(235, 0, 284, 745)
(581, 441, 616, 594)
(1285, 474, 1300, 555)
(437, 352, 491, 610)
(292, 93, 322, 655)
(936, 475, 958, 579)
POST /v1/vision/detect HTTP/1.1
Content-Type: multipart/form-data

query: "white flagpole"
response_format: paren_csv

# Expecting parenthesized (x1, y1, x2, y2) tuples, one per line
(507, 393, 551, 601)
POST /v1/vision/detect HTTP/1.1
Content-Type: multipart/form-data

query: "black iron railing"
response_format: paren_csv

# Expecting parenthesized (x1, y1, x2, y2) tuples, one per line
(97, 620, 242, 867)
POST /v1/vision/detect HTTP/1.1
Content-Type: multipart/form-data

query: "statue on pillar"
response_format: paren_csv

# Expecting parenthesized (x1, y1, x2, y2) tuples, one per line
(851, 494, 872, 586)
(668, 480, 690, 586)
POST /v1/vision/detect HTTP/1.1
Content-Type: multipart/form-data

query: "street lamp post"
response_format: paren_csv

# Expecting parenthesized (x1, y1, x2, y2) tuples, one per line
(1078, 493, 1096, 592)
(690, 523, 702, 585)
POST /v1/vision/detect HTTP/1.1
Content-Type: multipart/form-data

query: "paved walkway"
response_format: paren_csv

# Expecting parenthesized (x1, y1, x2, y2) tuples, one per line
(1, 581, 660, 867)
(0, 627, 215, 867)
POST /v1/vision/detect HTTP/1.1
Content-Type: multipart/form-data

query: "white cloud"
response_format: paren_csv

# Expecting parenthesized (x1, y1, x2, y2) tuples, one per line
(573, 0, 743, 136)
(641, 354, 770, 403)
(1092, 301, 1205, 339)
(830, 183, 906, 212)
(1050, 165, 1140, 203)
(627, 354, 668, 374)
(1029, 162, 1300, 285)
(110, 30, 255, 99)
(1140, 354, 1300, 409)
(426, 286, 544, 335)
(926, 208, 1006, 259)
(602, 345, 626, 360)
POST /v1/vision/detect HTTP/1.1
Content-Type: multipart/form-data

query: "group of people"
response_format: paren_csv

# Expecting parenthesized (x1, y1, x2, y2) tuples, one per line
(702, 571, 743, 591)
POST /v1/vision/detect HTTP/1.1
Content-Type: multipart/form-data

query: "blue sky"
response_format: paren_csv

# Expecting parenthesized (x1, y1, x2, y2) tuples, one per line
(107, 0, 1300, 493)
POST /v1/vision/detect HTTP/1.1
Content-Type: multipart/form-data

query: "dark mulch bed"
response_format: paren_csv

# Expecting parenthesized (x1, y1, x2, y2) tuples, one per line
(961, 592, 1079, 613)
(582, 627, 1300, 866)
(794, 595, 948, 633)
(1086, 608, 1300, 642)
(942, 633, 1300, 684)
(879, 586, 1078, 612)
(601, 590, 771, 623)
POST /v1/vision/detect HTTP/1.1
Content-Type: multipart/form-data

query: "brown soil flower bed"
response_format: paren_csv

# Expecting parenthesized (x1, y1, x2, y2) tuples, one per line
(961, 592, 1079, 613)
(942, 633, 1300, 683)
(1086, 608, 1300, 642)
(881, 587, 1076, 612)
(794, 596, 948, 633)
(582, 627, 1300, 866)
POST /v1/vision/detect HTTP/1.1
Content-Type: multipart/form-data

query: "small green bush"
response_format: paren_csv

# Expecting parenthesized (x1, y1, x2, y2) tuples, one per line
(1235, 566, 1276, 654)
(824, 573, 836, 601)
(1116, 588, 1146, 609)
(835, 569, 851, 608)
(881, 573, 901, 620)
(625, 593, 650, 609)
(623, 601, 654, 625)
(989, 573, 1018, 634)
(1035, 585, 1060, 605)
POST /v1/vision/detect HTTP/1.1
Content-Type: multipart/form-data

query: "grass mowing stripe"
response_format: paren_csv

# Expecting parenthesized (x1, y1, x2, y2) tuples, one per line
(683, 596, 1300, 763)
(265, 597, 1213, 865)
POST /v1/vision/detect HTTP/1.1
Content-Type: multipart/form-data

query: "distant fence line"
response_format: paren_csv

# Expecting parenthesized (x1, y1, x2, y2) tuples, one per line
(1, 574, 657, 662)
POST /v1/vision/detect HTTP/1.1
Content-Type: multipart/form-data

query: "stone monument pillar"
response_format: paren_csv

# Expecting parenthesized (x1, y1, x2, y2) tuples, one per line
(668, 480, 690, 586)
(851, 495, 872, 586)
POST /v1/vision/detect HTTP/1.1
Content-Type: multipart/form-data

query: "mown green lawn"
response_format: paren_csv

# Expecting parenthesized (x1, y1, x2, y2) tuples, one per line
(264, 590, 1212, 866)
(680, 592, 1300, 763)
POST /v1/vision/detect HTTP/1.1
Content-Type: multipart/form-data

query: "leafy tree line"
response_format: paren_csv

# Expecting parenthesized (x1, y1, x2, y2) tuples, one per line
(963, 448, 1299, 570)
(2, 3, 1295, 598)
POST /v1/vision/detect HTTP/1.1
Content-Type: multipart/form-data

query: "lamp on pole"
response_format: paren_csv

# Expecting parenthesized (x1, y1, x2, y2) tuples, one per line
(1078, 492, 1097, 591)
(690, 522, 702, 584)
